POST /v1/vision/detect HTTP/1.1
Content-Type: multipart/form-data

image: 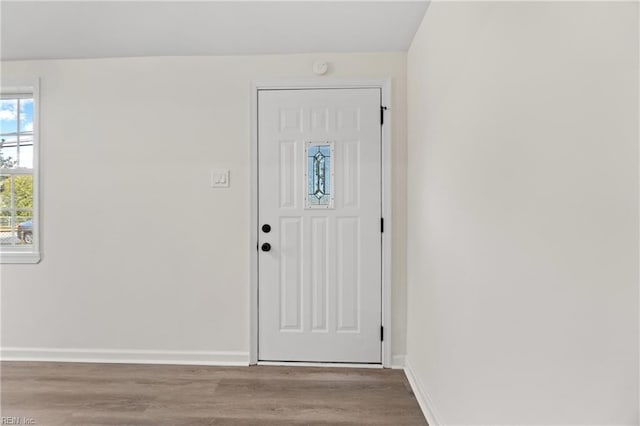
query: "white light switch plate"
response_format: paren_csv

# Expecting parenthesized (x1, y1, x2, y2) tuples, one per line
(211, 169, 230, 188)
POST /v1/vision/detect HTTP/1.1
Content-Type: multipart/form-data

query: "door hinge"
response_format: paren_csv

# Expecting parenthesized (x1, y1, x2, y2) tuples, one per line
(380, 106, 388, 126)
(381, 326, 384, 341)
(381, 217, 384, 233)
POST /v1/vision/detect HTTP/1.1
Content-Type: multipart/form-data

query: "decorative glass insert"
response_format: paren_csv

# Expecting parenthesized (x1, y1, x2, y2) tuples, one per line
(305, 141, 334, 209)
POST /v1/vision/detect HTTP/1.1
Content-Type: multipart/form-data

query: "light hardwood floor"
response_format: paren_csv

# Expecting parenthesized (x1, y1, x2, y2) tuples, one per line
(1, 362, 427, 425)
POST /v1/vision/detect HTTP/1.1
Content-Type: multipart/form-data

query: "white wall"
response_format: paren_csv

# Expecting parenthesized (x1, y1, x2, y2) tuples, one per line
(0, 53, 408, 363)
(406, 2, 638, 425)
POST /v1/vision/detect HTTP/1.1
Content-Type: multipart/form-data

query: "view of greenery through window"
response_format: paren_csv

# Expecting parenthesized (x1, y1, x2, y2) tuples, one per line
(0, 96, 34, 246)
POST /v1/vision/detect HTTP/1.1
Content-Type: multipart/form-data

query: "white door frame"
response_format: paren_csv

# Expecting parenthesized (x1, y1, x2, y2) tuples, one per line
(249, 79, 393, 367)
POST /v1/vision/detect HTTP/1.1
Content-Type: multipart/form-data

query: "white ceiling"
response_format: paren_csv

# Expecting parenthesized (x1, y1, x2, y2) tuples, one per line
(1, 1, 429, 61)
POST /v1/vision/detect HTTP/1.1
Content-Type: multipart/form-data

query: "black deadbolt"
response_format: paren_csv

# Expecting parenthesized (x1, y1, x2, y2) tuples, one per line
(261, 243, 271, 252)
(262, 224, 271, 233)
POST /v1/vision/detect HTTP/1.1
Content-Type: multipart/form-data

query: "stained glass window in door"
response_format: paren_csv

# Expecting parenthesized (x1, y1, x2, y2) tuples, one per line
(305, 142, 334, 209)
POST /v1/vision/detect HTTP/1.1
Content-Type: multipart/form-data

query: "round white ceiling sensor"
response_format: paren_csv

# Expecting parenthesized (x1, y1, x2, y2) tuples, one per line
(313, 60, 328, 75)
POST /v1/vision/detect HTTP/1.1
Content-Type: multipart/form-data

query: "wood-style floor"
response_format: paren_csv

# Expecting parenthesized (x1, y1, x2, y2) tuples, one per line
(0, 362, 427, 425)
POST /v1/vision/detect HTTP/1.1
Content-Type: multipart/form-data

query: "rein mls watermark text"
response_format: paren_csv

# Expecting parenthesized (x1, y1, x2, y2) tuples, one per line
(1, 417, 36, 425)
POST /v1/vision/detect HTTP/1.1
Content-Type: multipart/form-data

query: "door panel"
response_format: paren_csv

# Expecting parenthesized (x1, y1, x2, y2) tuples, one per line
(258, 88, 381, 363)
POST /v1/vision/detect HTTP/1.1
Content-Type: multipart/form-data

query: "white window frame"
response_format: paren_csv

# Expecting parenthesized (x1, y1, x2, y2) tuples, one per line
(0, 79, 40, 264)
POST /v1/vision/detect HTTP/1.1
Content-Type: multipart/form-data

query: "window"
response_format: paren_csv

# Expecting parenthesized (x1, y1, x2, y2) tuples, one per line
(0, 83, 39, 263)
(305, 141, 334, 209)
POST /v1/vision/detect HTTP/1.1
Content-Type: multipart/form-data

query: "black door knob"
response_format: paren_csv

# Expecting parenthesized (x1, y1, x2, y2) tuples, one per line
(261, 243, 271, 252)
(262, 224, 271, 233)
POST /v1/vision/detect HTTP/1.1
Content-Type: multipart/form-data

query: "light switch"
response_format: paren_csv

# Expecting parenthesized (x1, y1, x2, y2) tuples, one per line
(211, 169, 230, 188)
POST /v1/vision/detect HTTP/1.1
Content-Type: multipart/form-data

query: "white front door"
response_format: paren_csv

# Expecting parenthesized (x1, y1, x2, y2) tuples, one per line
(258, 88, 382, 363)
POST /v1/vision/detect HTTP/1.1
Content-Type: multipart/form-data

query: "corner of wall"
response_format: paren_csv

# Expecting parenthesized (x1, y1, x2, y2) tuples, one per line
(403, 356, 444, 426)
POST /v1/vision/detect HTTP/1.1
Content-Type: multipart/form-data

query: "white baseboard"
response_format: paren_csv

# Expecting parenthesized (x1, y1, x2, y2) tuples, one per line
(391, 354, 406, 369)
(403, 357, 444, 426)
(257, 361, 382, 368)
(0, 347, 250, 366)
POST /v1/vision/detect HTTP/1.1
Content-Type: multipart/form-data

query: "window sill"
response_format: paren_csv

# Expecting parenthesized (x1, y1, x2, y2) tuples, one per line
(0, 252, 41, 264)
